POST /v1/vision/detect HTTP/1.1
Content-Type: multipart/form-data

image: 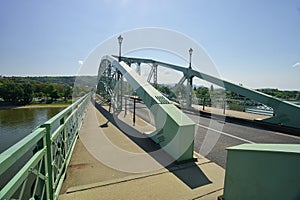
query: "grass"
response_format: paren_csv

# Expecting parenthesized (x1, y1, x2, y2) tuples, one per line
(228, 103, 245, 112)
(26, 100, 73, 107)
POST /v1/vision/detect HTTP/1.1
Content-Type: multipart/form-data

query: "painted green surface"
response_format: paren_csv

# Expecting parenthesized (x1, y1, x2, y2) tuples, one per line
(223, 143, 300, 200)
(148, 104, 195, 162)
(0, 93, 91, 200)
(98, 56, 196, 162)
(227, 143, 300, 153)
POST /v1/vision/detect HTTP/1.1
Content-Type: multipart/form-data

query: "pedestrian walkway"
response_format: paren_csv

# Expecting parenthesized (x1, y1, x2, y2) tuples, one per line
(59, 102, 225, 200)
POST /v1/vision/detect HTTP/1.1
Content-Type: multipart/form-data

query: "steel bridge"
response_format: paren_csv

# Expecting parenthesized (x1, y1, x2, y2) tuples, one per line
(1, 55, 300, 199)
(97, 55, 300, 129)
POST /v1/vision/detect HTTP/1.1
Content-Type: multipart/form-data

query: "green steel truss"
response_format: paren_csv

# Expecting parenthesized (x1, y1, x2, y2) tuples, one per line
(0, 93, 91, 200)
(119, 56, 300, 129)
(98, 56, 196, 162)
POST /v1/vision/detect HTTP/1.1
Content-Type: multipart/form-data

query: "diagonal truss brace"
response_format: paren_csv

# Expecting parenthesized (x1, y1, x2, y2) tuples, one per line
(98, 55, 196, 162)
(120, 56, 300, 129)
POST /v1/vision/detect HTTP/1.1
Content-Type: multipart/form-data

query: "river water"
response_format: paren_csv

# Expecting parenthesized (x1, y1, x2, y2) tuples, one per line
(0, 107, 64, 153)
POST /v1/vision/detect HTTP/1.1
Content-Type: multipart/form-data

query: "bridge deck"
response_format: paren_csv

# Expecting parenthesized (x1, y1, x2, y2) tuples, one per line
(59, 102, 225, 200)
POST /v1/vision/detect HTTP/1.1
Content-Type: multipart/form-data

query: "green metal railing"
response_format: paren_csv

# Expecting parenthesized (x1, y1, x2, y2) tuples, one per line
(0, 92, 91, 200)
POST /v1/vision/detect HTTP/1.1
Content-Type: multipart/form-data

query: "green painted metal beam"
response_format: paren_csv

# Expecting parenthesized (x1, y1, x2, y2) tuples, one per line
(117, 56, 189, 74)
(99, 56, 196, 162)
(0, 149, 46, 199)
(222, 144, 300, 200)
(119, 56, 300, 129)
(0, 128, 45, 176)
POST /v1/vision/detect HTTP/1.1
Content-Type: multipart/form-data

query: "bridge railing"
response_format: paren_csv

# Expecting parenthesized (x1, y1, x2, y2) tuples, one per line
(0, 92, 91, 200)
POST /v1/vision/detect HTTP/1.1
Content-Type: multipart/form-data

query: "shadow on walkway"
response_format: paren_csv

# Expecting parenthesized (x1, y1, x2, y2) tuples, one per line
(94, 102, 212, 189)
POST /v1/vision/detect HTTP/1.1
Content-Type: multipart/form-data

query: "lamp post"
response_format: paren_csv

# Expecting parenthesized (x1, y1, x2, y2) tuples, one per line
(188, 48, 193, 107)
(118, 35, 123, 62)
(189, 48, 193, 69)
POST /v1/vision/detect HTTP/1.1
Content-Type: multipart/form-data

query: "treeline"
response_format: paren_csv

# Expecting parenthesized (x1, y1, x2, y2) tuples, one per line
(257, 88, 300, 100)
(155, 84, 300, 111)
(195, 86, 300, 101)
(156, 84, 300, 102)
(0, 76, 95, 105)
(26, 76, 97, 88)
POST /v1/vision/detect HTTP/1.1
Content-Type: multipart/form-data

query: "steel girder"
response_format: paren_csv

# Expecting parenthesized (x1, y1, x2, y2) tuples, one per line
(98, 56, 196, 162)
(119, 56, 300, 129)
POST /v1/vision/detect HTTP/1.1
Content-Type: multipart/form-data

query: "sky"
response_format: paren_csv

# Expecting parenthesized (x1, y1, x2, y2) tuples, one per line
(0, 0, 299, 90)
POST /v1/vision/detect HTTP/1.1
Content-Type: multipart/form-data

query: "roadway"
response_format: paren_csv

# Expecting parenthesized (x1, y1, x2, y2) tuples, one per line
(124, 99, 300, 169)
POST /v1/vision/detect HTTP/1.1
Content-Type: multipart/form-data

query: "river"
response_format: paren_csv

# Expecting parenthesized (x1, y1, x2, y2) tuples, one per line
(0, 107, 65, 153)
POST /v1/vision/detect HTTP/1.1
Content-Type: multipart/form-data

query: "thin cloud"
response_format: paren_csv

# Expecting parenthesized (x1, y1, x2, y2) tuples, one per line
(292, 62, 300, 68)
(78, 60, 84, 66)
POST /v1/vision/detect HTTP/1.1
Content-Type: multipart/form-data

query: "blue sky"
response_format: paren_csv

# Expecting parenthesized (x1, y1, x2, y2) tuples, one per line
(0, 0, 299, 90)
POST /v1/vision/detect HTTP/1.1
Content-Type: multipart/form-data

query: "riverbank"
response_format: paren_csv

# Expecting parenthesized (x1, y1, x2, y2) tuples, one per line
(0, 103, 70, 110)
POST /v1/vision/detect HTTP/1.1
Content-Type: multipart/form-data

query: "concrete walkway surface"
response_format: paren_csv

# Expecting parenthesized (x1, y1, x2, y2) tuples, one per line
(59, 102, 225, 200)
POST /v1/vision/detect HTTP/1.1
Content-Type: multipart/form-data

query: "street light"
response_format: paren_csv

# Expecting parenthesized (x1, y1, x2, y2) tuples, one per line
(118, 35, 123, 62)
(189, 48, 193, 69)
(188, 48, 193, 108)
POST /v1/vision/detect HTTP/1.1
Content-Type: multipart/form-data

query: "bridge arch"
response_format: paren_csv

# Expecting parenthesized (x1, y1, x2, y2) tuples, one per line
(96, 55, 196, 162)
(118, 56, 300, 129)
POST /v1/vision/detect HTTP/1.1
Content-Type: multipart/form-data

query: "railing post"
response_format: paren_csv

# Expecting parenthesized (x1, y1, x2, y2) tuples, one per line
(60, 116, 67, 176)
(43, 123, 54, 200)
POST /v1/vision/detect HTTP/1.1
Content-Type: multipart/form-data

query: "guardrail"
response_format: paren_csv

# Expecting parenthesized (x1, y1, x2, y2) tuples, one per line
(0, 92, 91, 200)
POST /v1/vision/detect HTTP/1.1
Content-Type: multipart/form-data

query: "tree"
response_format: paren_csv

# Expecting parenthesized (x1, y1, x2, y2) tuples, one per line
(195, 87, 209, 98)
(0, 79, 24, 104)
(63, 86, 72, 101)
(20, 84, 34, 104)
(45, 84, 60, 102)
(157, 85, 176, 99)
(50, 89, 59, 101)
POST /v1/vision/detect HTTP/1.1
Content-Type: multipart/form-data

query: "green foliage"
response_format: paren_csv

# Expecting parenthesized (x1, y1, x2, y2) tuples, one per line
(21, 84, 34, 104)
(63, 86, 72, 101)
(0, 79, 24, 104)
(156, 85, 176, 99)
(194, 86, 210, 98)
(257, 88, 300, 101)
(0, 76, 95, 105)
